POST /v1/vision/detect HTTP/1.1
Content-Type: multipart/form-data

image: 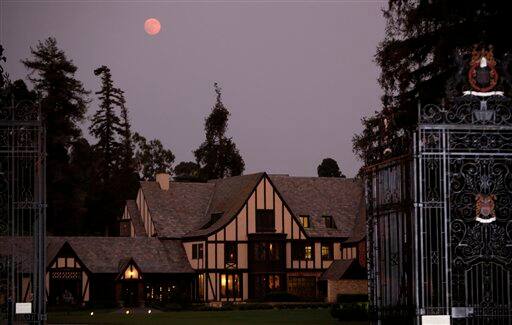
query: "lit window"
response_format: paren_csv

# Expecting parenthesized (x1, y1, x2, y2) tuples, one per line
(225, 243, 237, 266)
(321, 243, 333, 260)
(124, 265, 140, 280)
(269, 275, 280, 290)
(198, 274, 205, 300)
(220, 274, 241, 298)
(292, 242, 313, 260)
(299, 216, 310, 228)
(305, 245, 312, 260)
(192, 243, 203, 259)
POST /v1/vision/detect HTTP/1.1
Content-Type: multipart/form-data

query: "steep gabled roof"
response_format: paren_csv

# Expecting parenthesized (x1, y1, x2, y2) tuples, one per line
(0, 236, 194, 274)
(184, 173, 264, 238)
(48, 237, 193, 273)
(140, 181, 215, 237)
(138, 172, 364, 240)
(269, 176, 364, 238)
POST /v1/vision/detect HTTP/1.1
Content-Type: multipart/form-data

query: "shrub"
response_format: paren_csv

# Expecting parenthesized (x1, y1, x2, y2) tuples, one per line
(330, 302, 368, 321)
(235, 303, 273, 310)
(263, 291, 300, 302)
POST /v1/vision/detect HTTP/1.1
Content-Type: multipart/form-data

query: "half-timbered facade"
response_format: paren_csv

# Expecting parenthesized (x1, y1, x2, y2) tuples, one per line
(119, 172, 366, 303)
(0, 172, 366, 307)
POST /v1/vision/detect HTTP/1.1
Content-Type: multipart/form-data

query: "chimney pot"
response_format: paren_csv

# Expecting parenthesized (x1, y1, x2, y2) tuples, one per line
(156, 173, 170, 190)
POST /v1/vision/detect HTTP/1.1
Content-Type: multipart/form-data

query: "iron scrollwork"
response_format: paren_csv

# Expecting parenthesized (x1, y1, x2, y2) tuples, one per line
(450, 158, 512, 311)
(421, 95, 512, 126)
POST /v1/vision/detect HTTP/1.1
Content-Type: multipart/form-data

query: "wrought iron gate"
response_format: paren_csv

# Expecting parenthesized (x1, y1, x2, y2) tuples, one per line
(0, 98, 46, 324)
(415, 94, 512, 322)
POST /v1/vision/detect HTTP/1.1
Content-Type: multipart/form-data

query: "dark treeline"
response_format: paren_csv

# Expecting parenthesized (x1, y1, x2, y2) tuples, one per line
(353, 0, 512, 166)
(0, 37, 245, 235)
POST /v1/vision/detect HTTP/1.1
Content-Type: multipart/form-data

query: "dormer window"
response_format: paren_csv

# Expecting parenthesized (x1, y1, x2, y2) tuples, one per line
(299, 215, 310, 228)
(323, 215, 335, 228)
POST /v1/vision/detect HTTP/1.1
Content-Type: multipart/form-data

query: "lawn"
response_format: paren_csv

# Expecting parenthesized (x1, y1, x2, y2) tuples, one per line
(47, 308, 366, 324)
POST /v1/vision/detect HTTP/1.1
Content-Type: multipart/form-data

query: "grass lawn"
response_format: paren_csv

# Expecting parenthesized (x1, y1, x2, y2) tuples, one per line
(48, 308, 366, 324)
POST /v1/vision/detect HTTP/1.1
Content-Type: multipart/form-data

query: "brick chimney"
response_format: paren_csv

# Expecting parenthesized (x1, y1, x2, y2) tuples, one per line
(156, 173, 170, 190)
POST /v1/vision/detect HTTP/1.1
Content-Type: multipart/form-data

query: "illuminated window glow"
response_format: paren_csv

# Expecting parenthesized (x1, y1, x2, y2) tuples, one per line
(124, 265, 140, 280)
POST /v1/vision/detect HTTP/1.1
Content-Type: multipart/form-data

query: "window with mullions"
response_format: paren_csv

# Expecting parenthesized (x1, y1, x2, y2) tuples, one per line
(321, 243, 333, 260)
(299, 215, 310, 228)
(291, 242, 313, 260)
(256, 209, 275, 232)
(192, 243, 203, 259)
(220, 273, 242, 298)
(288, 276, 316, 297)
(225, 243, 237, 267)
(253, 242, 280, 262)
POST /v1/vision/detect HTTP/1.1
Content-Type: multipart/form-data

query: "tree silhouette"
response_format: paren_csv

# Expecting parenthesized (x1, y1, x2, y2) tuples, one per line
(354, 1, 512, 165)
(174, 161, 201, 182)
(317, 158, 346, 178)
(133, 132, 175, 180)
(194, 83, 245, 181)
(22, 37, 91, 235)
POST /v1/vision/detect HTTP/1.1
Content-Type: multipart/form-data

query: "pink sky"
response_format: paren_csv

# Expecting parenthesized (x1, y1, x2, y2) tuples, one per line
(2, 1, 385, 177)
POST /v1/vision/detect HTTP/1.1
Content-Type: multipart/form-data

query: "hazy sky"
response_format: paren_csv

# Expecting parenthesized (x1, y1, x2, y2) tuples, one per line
(1, 0, 385, 177)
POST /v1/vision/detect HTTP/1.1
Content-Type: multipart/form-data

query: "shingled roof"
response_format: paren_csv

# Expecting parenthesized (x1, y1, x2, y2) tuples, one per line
(140, 181, 215, 238)
(140, 173, 364, 240)
(184, 173, 264, 238)
(0, 236, 193, 274)
(49, 237, 193, 273)
(320, 259, 367, 280)
(269, 176, 364, 238)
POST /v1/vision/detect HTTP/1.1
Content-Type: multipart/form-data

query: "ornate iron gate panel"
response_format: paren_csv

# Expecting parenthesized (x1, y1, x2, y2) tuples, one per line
(0, 99, 46, 324)
(366, 156, 415, 319)
(416, 94, 512, 322)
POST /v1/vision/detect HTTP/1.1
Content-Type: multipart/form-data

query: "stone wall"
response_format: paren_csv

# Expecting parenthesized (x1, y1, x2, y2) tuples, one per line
(326, 279, 367, 303)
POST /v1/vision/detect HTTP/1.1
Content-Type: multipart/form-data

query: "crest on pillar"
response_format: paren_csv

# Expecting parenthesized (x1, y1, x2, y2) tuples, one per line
(468, 47, 499, 92)
(475, 193, 496, 224)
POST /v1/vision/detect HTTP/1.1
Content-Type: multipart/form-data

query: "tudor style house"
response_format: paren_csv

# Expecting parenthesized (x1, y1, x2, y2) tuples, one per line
(118, 172, 367, 304)
(0, 172, 367, 307)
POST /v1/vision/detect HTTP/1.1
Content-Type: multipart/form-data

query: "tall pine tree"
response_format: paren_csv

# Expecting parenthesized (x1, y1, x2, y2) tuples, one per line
(90, 65, 122, 180)
(194, 83, 245, 180)
(22, 37, 90, 235)
(115, 91, 140, 201)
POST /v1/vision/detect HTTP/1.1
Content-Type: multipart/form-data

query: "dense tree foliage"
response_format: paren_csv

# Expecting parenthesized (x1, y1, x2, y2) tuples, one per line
(4, 38, 176, 234)
(22, 37, 91, 235)
(317, 158, 345, 178)
(174, 161, 201, 182)
(133, 132, 175, 180)
(194, 83, 245, 181)
(353, 0, 512, 165)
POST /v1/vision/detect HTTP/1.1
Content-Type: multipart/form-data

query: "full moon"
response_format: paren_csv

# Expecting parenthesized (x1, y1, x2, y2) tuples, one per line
(144, 18, 161, 36)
